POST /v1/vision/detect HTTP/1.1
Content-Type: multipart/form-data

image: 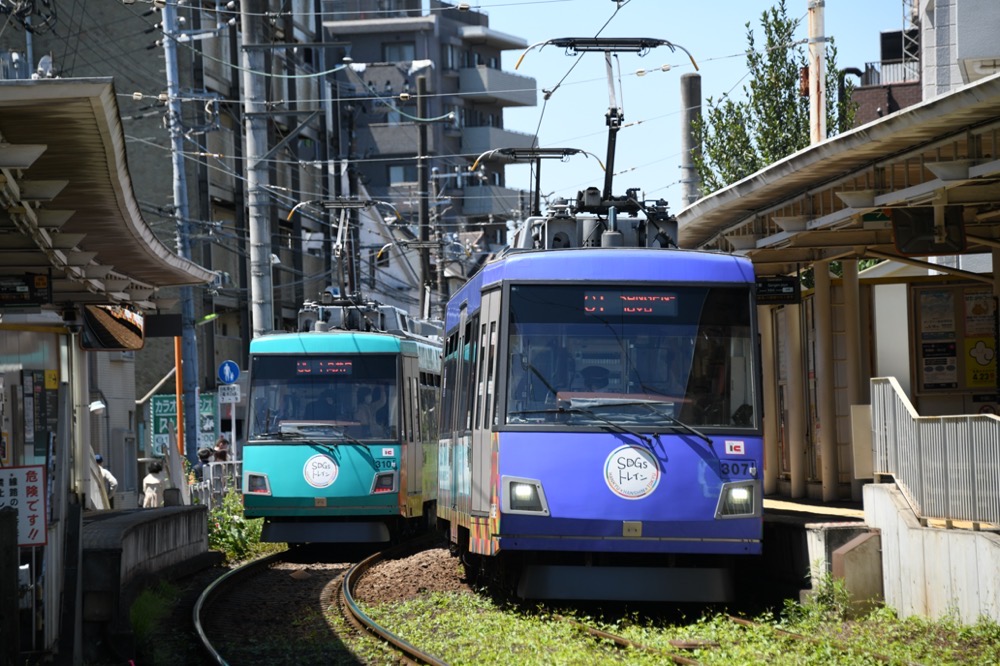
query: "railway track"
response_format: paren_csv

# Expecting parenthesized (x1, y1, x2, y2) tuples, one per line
(339, 542, 449, 666)
(726, 615, 924, 666)
(191, 546, 930, 665)
(193, 539, 448, 665)
(555, 613, 712, 665)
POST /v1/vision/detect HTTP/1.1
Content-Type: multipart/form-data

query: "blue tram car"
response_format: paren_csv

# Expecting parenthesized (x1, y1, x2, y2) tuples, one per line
(243, 300, 442, 543)
(437, 204, 762, 601)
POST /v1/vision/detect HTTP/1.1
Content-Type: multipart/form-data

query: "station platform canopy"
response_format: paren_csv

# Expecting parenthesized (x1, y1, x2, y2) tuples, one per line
(678, 71, 1000, 285)
(0, 78, 214, 312)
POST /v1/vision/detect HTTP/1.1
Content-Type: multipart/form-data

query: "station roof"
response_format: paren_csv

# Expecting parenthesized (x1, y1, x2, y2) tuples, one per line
(0, 78, 215, 313)
(677, 72, 1000, 283)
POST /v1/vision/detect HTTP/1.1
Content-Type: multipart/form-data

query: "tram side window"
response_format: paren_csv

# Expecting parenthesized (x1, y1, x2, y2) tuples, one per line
(441, 332, 458, 436)
(475, 321, 489, 429)
(419, 372, 440, 444)
(485, 320, 498, 428)
(457, 316, 479, 432)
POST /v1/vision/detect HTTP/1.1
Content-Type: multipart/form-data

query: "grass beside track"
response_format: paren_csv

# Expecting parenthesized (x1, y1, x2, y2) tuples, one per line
(359, 591, 1000, 666)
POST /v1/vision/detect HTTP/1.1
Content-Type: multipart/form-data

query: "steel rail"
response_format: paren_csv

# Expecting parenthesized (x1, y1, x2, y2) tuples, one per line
(554, 613, 707, 665)
(340, 540, 449, 666)
(728, 615, 924, 666)
(193, 549, 291, 665)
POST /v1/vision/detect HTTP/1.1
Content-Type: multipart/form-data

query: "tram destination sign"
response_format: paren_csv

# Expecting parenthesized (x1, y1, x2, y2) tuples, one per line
(756, 275, 801, 305)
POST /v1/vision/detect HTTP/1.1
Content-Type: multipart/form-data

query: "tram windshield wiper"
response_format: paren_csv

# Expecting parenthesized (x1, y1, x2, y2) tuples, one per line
(565, 398, 714, 447)
(277, 422, 367, 446)
(510, 406, 652, 445)
(564, 406, 653, 445)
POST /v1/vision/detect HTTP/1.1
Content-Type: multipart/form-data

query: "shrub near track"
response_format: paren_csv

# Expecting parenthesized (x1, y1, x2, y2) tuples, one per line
(207, 487, 283, 562)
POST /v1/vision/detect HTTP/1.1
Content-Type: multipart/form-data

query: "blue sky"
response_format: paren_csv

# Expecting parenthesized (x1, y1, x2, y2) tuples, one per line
(477, 0, 907, 211)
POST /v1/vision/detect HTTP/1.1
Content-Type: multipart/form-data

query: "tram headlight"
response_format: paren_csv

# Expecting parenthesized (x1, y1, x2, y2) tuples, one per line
(716, 481, 757, 518)
(246, 473, 271, 496)
(502, 476, 549, 515)
(510, 482, 541, 511)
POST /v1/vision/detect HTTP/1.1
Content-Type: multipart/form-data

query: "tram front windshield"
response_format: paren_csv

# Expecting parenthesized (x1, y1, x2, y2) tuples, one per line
(248, 354, 398, 441)
(505, 284, 756, 429)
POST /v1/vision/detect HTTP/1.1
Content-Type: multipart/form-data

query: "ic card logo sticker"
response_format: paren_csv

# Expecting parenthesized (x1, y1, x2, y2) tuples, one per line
(303, 454, 338, 488)
(725, 440, 745, 455)
(605, 445, 660, 500)
(381, 447, 394, 457)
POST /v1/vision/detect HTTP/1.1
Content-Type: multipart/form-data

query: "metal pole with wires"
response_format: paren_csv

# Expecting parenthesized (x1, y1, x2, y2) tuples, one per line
(163, 0, 200, 460)
(241, 0, 274, 337)
(417, 75, 431, 318)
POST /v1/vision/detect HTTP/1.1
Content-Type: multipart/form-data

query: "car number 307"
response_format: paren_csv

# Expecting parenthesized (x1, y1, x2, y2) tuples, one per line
(720, 461, 752, 476)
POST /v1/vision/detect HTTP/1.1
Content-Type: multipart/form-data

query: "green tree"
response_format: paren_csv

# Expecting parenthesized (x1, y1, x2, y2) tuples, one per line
(693, 0, 856, 193)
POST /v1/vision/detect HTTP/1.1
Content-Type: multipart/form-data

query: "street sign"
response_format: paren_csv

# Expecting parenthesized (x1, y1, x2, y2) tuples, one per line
(218, 383, 241, 404)
(756, 275, 801, 305)
(149, 394, 218, 455)
(218, 360, 240, 384)
(0, 465, 47, 546)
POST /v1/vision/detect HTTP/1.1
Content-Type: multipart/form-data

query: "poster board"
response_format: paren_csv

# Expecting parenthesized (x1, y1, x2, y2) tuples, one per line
(0, 465, 48, 546)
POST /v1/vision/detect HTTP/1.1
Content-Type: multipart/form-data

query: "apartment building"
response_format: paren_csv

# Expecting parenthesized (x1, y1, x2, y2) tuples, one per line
(323, 0, 538, 303)
(0, 0, 534, 466)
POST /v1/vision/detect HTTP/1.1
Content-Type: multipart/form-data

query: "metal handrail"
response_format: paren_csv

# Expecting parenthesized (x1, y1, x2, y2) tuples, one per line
(871, 377, 1000, 526)
(189, 461, 242, 511)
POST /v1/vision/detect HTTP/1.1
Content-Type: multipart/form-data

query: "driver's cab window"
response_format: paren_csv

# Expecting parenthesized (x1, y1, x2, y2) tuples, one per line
(509, 338, 575, 413)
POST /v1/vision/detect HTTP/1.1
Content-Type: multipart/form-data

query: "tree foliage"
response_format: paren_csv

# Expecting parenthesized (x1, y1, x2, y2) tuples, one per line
(693, 0, 857, 193)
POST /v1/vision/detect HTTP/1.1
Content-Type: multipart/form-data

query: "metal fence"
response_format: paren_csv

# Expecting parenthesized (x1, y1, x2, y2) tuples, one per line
(861, 59, 920, 86)
(871, 377, 1000, 526)
(188, 461, 242, 511)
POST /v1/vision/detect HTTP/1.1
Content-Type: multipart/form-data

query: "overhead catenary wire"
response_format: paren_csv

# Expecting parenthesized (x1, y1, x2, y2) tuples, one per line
(116, 2, 791, 229)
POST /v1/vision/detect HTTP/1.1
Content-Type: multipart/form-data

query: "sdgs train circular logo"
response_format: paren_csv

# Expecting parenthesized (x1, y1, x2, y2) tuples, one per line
(303, 454, 339, 488)
(604, 445, 660, 499)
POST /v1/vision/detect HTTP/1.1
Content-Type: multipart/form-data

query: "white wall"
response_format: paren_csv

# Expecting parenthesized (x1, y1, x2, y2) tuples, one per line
(873, 283, 911, 396)
(864, 483, 1000, 623)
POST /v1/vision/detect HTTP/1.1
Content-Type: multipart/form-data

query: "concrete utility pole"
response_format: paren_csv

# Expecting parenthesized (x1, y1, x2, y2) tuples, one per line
(808, 0, 827, 144)
(241, 0, 274, 337)
(808, 0, 838, 501)
(163, 0, 200, 458)
(680, 72, 702, 207)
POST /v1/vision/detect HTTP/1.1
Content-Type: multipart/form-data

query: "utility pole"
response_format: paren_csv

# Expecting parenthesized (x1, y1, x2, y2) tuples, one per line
(344, 110, 359, 298)
(680, 72, 702, 207)
(417, 75, 431, 318)
(241, 0, 274, 336)
(163, 0, 200, 459)
(808, 0, 826, 144)
(432, 174, 448, 319)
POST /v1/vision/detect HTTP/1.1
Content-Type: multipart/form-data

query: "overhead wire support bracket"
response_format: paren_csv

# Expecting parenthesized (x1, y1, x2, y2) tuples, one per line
(514, 36, 697, 214)
(546, 37, 671, 55)
(470, 148, 602, 216)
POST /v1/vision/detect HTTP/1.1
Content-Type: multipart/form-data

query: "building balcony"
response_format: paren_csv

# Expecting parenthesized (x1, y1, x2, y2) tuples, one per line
(459, 25, 527, 51)
(459, 67, 536, 107)
(462, 126, 537, 155)
(461, 184, 523, 218)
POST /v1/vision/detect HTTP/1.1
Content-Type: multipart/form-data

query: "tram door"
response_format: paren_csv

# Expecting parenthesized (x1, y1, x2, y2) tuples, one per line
(471, 289, 501, 516)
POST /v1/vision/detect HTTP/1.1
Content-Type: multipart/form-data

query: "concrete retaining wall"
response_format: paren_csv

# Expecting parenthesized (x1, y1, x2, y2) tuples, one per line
(864, 483, 1000, 623)
(81, 507, 210, 661)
